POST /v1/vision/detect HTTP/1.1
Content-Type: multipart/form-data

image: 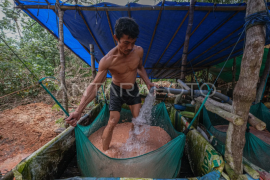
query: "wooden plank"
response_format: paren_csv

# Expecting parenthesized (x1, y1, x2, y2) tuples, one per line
(78, 10, 105, 56)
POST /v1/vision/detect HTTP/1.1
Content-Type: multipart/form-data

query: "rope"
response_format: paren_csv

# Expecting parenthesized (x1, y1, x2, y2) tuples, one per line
(0, 35, 39, 81)
(212, 2, 270, 86)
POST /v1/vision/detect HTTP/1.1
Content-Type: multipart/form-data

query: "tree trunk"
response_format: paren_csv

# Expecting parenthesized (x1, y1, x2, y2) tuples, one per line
(180, 0, 195, 82)
(225, 0, 266, 175)
(90, 44, 97, 104)
(57, 1, 69, 116)
(232, 57, 236, 90)
(255, 50, 270, 103)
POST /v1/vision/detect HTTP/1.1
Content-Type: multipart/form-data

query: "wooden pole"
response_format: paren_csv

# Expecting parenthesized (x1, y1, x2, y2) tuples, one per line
(256, 50, 270, 103)
(180, 0, 195, 82)
(226, 0, 266, 175)
(90, 44, 97, 104)
(206, 67, 209, 82)
(232, 57, 237, 90)
(90, 44, 96, 78)
(57, 0, 69, 116)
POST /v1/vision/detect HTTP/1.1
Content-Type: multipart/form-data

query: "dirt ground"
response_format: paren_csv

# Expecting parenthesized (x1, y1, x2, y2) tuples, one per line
(0, 103, 65, 175)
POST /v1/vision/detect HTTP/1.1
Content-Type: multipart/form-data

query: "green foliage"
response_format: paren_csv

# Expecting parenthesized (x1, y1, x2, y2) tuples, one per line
(55, 117, 65, 127)
(52, 104, 61, 111)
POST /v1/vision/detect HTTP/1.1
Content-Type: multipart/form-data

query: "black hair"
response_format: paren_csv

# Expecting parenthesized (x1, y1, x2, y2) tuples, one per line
(114, 17, 139, 41)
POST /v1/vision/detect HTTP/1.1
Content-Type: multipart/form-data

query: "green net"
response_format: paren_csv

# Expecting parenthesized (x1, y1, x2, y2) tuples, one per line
(75, 102, 186, 178)
(249, 102, 270, 132)
(210, 48, 269, 83)
(202, 106, 270, 172)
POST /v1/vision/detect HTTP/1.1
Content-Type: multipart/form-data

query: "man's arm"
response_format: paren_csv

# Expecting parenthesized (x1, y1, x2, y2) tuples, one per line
(66, 57, 109, 126)
(137, 47, 155, 90)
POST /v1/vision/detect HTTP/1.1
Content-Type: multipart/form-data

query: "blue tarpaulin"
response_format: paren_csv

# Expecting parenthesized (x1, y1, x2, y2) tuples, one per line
(15, 1, 269, 78)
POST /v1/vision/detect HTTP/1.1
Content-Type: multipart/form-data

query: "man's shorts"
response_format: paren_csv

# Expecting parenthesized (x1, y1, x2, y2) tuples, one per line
(109, 82, 141, 112)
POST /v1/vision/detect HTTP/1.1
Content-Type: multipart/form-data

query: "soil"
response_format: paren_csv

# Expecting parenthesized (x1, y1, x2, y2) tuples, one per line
(89, 122, 171, 158)
(0, 103, 64, 174)
(214, 125, 270, 145)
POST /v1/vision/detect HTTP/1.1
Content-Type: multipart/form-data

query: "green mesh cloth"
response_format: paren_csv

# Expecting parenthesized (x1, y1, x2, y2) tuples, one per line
(203, 106, 270, 172)
(75, 102, 186, 178)
(210, 48, 269, 83)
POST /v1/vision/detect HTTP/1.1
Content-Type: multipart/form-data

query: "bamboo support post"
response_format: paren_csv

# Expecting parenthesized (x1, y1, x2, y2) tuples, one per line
(232, 57, 236, 90)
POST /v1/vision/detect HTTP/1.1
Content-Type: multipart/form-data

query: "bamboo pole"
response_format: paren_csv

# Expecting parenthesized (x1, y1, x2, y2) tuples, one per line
(180, 0, 195, 82)
(56, 0, 69, 116)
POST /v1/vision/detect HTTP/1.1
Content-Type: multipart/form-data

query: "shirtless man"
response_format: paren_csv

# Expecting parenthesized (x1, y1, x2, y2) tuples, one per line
(65, 17, 155, 151)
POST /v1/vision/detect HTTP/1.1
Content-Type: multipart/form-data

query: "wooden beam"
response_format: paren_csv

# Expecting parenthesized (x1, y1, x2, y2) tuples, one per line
(189, 25, 243, 64)
(180, 0, 196, 82)
(232, 57, 236, 90)
(105, 7, 117, 46)
(171, 11, 240, 69)
(154, 11, 210, 78)
(143, 0, 165, 66)
(148, 11, 189, 74)
(90, 44, 96, 78)
(78, 10, 105, 56)
(128, 3, 131, 18)
(17, 5, 266, 11)
(182, 48, 243, 76)
(193, 38, 244, 67)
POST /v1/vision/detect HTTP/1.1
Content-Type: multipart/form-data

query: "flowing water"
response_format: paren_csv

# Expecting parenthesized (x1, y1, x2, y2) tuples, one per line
(120, 93, 156, 158)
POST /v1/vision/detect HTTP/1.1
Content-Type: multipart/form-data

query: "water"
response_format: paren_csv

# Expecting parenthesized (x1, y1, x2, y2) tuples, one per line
(120, 93, 156, 158)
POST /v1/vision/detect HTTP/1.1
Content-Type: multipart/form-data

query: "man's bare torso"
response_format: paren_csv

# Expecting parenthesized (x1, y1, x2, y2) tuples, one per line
(105, 45, 142, 89)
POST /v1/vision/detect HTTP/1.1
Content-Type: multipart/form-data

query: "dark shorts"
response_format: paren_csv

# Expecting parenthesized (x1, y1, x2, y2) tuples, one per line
(109, 82, 141, 112)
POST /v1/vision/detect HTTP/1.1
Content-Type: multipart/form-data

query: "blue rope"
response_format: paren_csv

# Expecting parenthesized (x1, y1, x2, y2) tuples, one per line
(213, 3, 270, 87)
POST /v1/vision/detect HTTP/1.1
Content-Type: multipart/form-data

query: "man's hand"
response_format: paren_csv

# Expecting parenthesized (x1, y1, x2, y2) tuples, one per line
(65, 111, 81, 127)
(147, 82, 158, 91)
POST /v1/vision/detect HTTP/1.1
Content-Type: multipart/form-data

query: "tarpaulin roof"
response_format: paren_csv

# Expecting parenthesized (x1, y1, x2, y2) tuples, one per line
(210, 48, 269, 83)
(15, 1, 268, 78)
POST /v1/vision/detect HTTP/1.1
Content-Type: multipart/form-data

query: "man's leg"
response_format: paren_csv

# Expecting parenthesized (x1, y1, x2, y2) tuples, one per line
(129, 103, 141, 118)
(102, 111, 120, 151)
